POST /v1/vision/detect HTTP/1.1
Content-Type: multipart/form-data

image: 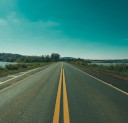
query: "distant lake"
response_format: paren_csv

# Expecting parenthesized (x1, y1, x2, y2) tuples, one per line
(0, 61, 16, 67)
(91, 63, 128, 66)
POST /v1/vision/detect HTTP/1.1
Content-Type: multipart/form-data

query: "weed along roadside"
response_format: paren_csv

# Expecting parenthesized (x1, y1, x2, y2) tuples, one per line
(0, 62, 52, 77)
(69, 61, 128, 80)
(0, 53, 61, 77)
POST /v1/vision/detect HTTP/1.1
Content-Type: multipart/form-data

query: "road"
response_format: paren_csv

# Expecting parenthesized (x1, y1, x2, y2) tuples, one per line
(0, 62, 128, 123)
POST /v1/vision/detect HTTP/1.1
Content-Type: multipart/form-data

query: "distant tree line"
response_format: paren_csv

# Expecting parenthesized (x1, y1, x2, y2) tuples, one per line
(0, 53, 60, 63)
(90, 59, 128, 63)
(0, 53, 92, 63)
(61, 57, 91, 63)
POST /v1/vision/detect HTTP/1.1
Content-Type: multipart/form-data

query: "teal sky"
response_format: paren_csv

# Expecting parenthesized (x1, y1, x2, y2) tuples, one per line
(0, 0, 128, 59)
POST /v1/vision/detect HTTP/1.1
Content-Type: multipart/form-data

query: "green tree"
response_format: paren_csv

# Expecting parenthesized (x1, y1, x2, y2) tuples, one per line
(51, 53, 60, 62)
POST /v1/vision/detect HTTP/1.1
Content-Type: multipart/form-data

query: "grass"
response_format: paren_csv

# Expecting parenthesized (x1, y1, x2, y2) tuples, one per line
(69, 61, 128, 80)
(0, 62, 52, 77)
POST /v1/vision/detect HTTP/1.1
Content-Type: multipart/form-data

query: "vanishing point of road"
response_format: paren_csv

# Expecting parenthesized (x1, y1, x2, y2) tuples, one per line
(0, 62, 128, 123)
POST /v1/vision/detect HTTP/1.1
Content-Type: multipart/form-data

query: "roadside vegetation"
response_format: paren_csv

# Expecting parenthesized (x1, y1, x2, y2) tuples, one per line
(0, 62, 52, 77)
(69, 61, 128, 80)
(0, 53, 60, 77)
(0, 52, 128, 79)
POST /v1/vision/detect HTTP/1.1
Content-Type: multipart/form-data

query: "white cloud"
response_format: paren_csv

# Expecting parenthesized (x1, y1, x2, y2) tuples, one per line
(0, 12, 59, 27)
(32, 20, 59, 27)
(0, 0, 17, 16)
(0, 12, 61, 39)
(0, 18, 7, 25)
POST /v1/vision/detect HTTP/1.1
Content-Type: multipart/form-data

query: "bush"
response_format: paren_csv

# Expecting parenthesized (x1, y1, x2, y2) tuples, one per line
(20, 63, 28, 68)
(6, 64, 19, 70)
(0, 66, 4, 71)
(70, 61, 128, 77)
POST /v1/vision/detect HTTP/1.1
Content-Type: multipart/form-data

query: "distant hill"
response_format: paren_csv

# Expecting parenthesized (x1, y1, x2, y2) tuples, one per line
(0, 53, 22, 62)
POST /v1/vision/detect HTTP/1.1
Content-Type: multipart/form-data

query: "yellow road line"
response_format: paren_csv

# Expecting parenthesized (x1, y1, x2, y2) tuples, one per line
(53, 66, 62, 123)
(63, 68, 70, 123)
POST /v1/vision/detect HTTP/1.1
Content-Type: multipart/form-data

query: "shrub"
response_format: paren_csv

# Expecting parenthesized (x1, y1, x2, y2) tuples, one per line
(20, 63, 27, 68)
(71, 61, 128, 77)
(0, 66, 4, 71)
(5, 64, 18, 70)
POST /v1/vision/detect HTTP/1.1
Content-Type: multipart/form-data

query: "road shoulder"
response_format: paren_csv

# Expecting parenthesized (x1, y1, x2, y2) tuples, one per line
(70, 63, 128, 93)
(0, 64, 53, 91)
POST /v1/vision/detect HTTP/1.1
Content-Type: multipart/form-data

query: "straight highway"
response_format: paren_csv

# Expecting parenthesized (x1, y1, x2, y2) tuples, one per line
(0, 62, 128, 123)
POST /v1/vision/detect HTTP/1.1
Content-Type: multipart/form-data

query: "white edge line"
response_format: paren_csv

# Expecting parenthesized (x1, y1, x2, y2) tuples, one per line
(71, 65, 128, 96)
(0, 64, 53, 93)
(0, 64, 51, 85)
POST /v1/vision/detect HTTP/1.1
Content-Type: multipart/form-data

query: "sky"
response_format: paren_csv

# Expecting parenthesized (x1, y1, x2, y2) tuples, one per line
(0, 0, 128, 59)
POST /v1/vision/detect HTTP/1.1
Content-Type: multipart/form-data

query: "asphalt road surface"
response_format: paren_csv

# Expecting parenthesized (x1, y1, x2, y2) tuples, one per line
(0, 62, 128, 123)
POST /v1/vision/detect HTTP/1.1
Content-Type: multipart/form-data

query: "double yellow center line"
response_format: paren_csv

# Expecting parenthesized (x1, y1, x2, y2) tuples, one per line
(53, 65, 70, 123)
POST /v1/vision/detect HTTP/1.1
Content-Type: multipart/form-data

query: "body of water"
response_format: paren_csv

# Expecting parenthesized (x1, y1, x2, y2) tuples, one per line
(91, 63, 128, 66)
(0, 61, 16, 67)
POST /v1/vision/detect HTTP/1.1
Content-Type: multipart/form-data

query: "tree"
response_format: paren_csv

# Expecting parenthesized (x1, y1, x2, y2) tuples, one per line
(51, 53, 60, 62)
(45, 55, 51, 62)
